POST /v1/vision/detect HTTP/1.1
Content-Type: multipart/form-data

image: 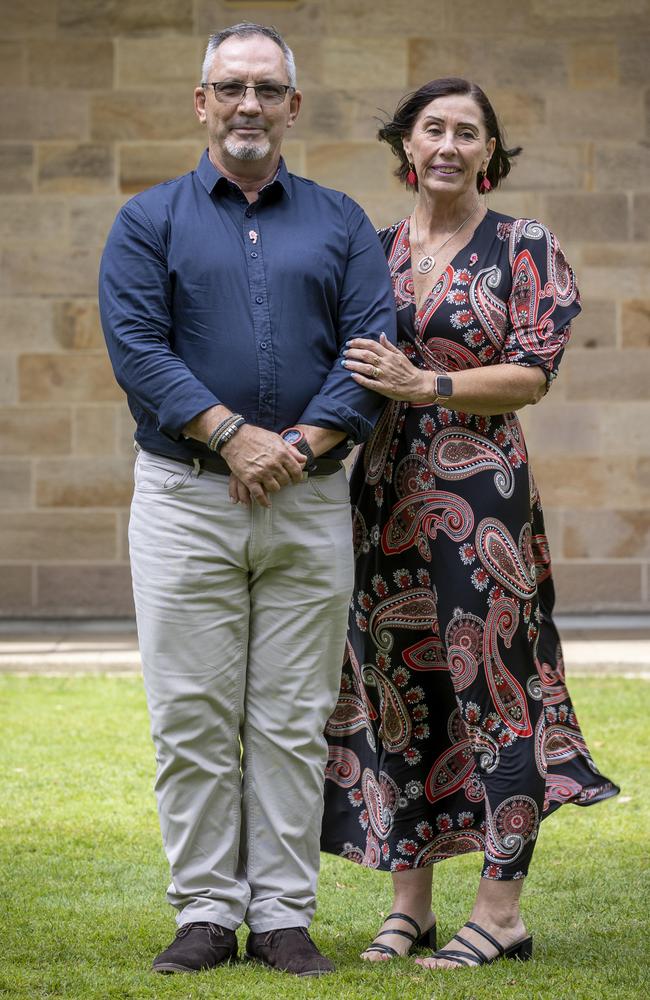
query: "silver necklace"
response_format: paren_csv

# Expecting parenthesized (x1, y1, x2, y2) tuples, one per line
(412, 202, 481, 275)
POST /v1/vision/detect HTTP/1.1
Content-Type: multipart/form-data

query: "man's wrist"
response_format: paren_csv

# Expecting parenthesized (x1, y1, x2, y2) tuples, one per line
(208, 414, 246, 453)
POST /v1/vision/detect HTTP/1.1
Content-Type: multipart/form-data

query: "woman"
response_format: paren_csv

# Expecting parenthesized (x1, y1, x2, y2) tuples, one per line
(321, 77, 619, 971)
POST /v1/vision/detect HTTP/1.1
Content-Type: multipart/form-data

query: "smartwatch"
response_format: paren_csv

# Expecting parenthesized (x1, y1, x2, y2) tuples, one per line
(434, 375, 453, 400)
(281, 427, 316, 471)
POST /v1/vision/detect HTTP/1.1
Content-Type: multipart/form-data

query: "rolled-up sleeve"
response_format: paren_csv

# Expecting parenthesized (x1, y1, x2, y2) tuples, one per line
(298, 200, 397, 442)
(99, 200, 220, 440)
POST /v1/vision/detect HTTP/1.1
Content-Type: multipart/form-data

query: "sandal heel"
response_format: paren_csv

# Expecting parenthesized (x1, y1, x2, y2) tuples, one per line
(507, 936, 533, 962)
(415, 923, 437, 951)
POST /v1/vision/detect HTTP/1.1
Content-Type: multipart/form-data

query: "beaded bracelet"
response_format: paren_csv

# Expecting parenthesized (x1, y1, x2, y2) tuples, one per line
(206, 416, 237, 452)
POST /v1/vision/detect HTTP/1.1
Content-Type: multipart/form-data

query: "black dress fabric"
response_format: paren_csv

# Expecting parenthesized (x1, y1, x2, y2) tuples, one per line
(321, 211, 619, 880)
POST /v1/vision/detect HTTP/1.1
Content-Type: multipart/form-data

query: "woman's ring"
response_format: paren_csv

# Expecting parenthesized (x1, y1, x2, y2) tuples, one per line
(372, 366, 381, 379)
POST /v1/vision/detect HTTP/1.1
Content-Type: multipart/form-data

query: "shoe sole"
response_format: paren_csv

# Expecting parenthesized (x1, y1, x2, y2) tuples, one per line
(244, 953, 334, 977)
(152, 956, 237, 974)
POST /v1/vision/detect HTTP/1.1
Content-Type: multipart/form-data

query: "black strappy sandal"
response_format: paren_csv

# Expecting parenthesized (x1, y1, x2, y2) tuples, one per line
(429, 920, 533, 968)
(363, 911, 437, 959)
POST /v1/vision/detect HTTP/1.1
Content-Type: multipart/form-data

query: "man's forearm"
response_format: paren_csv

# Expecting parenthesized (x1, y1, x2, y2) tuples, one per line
(182, 404, 234, 443)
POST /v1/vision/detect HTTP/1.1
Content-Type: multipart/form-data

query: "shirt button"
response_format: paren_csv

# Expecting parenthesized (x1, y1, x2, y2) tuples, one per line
(250, 251, 258, 258)
(255, 295, 263, 304)
(260, 341, 268, 349)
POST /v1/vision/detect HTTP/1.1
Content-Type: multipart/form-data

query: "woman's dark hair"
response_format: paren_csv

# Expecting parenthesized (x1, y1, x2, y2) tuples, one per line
(378, 77, 522, 192)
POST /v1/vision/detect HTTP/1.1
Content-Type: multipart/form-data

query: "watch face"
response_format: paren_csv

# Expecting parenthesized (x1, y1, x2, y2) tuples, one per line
(282, 428, 302, 445)
(437, 375, 453, 397)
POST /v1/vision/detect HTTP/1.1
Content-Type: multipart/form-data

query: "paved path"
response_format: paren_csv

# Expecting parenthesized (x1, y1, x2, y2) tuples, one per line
(0, 621, 648, 677)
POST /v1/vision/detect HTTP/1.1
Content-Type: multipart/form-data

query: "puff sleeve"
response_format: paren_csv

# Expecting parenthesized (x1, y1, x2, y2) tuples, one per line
(502, 219, 581, 382)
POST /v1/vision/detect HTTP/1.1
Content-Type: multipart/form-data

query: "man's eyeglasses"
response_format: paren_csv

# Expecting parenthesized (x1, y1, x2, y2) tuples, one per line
(202, 82, 294, 106)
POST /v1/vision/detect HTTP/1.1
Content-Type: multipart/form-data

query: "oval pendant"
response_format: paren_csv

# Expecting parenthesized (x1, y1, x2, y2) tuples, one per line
(417, 255, 435, 274)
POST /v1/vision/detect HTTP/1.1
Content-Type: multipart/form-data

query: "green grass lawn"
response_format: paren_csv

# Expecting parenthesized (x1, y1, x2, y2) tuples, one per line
(0, 675, 648, 1000)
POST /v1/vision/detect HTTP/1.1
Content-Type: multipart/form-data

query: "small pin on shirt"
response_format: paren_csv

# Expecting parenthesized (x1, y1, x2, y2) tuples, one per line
(249, 230, 258, 244)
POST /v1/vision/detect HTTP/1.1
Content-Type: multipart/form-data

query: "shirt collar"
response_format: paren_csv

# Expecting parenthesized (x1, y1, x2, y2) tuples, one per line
(196, 148, 292, 199)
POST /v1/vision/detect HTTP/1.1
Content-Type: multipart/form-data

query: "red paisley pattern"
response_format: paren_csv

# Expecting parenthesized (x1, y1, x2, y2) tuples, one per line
(322, 211, 618, 880)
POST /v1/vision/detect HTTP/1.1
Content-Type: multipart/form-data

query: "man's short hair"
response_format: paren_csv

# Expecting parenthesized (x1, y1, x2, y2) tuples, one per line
(201, 22, 297, 88)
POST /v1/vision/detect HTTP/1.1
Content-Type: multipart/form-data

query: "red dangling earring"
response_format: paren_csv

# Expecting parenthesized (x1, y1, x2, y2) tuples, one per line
(479, 172, 492, 194)
(406, 163, 417, 187)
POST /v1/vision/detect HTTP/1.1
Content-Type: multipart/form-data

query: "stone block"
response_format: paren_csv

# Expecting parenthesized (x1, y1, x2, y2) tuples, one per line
(53, 301, 105, 351)
(0, 406, 71, 456)
(552, 561, 645, 613)
(116, 35, 201, 89)
(283, 35, 323, 89)
(26, 40, 114, 89)
(621, 300, 650, 347)
(19, 354, 121, 404)
(3, 0, 56, 38)
(619, 37, 650, 86)
(37, 143, 115, 194)
(632, 194, 650, 240)
(322, 38, 407, 90)
(533, 456, 646, 509)
(599, 403, 650, 457)
(117, 510, 130, 561)
(445, 0, 536, 34)
(69, 196, 126, 247)
(57, 0, 193, 34)
(409, 38, 566, 91)
(90, 91, 200, 142)
(578, 266, 650, 302)
(196, 0, 323, 36)
(0, 197, 68, 243)
(0, 355, 17, 404)
(327, 0, 443, 34)
(532, 0, 648, 29)
(520, 402, 601, 456)
(506, 144, 588, 192)
(0, 299, 56, 352)
(117, 405, 138, 456)
(0, 566, 33, 615)
(0, 460, 32, 509)
(36, 564, 135, 616)
(488, 191, 546, 222)
(347, 88, 413, 143)
(0, 246, 101, 297)
(35, 457, 135, 507)
(0, 512, 117, 561)
(280, 141, 305, 177)
(568, 42, 619, 88)
(570, 299, 617, 349)
(73, 406, 118, 455)
(594, 144, 650, 192)
(0, 90, 88, 141)
(0, 42, 26, 85)
(0, 145, 34, 194)
(564, 509, 650, 560)
(359, 191, 414, 232)
(562, 348, 650, 400)
(119, 142, 204, 194)
(546, 89, 643, 142)
(306, 142, 394, 205)
(292, 88, 353, 142)
(542, 193, 629, 243)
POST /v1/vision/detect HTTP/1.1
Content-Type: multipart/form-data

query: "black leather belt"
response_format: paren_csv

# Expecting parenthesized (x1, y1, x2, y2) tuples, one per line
(165, 452, 343, 478)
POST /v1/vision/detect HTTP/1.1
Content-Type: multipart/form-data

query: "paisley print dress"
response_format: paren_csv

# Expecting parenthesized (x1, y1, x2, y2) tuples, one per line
(321, 211, 619, 880)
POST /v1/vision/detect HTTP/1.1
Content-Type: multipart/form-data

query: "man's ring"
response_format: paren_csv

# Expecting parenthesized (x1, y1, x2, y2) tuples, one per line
(372, 366, 381, 379)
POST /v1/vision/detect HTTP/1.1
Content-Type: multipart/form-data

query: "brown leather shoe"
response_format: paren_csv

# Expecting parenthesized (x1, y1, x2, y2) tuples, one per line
(152, 921, 237, 974)
(245, 927, 335, 976)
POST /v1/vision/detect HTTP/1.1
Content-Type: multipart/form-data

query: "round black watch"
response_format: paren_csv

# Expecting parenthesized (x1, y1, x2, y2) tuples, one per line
(281, 427, 316, 471)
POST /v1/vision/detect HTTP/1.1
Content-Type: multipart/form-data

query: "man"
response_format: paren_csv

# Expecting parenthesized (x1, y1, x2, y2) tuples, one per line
(99, 23, 396, 977)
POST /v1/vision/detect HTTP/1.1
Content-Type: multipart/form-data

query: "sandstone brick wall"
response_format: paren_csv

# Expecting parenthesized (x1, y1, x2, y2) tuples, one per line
(1, 0, 649, 617)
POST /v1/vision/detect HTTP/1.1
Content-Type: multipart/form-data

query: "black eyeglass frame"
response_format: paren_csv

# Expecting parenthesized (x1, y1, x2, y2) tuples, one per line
(201, 82, 295, 105)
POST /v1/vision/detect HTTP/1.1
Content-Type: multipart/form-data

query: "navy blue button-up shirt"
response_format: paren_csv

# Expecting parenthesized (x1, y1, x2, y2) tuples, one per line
(99, 151, 396, 461)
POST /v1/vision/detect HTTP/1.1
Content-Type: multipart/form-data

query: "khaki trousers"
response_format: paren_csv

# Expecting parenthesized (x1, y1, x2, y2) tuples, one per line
(129, 449, 354, 931)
